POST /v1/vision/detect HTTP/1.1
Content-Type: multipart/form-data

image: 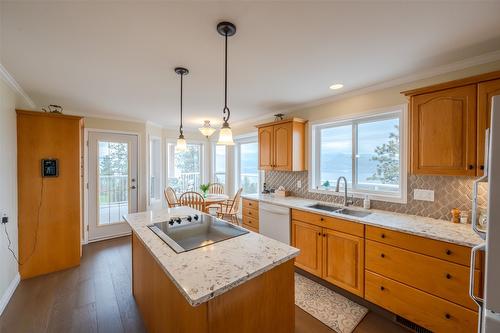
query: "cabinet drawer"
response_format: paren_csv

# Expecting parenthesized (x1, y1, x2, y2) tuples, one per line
(242, 207, 259, 220)
(242, 215, 259, 230)
(365, 271, 478, 333)
(242, 199, 259, 210)
(366, 226, 477, 268)
(291, 209, 364, 237)
(366, 240, 480, 310)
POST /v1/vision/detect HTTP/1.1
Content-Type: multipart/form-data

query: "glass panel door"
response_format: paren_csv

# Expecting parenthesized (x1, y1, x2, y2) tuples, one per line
(88, 132, 138, 241)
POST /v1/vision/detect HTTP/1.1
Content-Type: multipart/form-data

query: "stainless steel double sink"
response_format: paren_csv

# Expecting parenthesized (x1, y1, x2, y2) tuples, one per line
(306, 203, 372, 218)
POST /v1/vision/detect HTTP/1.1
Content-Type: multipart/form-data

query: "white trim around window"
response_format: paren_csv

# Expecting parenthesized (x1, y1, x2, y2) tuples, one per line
(234, 134, 263, 195)
(308, 104, 408, 204)
(165, 138, 209, 193)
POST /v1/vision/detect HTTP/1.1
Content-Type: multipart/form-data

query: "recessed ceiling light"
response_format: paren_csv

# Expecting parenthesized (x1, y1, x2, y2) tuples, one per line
(329, 83, 344, 90)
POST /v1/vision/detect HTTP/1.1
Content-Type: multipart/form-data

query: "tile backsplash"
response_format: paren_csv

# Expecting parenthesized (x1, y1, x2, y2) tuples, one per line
(264, 171, 487, 221)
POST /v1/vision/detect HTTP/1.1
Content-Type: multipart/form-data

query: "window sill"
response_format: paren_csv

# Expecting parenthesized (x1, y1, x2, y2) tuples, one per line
(308, 187, 407, 204)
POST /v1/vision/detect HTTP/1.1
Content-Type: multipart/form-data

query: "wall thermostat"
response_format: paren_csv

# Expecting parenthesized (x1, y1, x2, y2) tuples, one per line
(41, 159, 59, 177)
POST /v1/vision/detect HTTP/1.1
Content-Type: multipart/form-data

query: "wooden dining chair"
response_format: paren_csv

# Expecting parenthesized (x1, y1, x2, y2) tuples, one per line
(164, 187, 180, 208)
(179, 191, 206, 212)
(216, 188, 243, 225)
(209, 183, 225, 194)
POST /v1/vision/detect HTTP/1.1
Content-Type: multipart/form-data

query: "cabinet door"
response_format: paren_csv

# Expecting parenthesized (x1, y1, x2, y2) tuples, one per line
(273, 122, 293, 171)
(322, 229, 364, 297)
(291, 220, 322, 277)
(410, 85, 477, 175)
(258, 125, 274, 170)
(477, 79, 500, 176)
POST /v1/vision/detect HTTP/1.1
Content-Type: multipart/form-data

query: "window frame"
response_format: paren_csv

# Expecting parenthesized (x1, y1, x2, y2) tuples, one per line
(309, 105, 407, 204)
(212, 143, 228, 186)
(148, 135, 163, 207)
(235, 134, 263, 195)
(165, 138, 208, 194)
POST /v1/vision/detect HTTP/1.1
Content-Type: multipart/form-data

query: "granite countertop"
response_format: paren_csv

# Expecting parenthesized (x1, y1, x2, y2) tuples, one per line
(243, 194, 484, 247)
(123, 206, 299, 306)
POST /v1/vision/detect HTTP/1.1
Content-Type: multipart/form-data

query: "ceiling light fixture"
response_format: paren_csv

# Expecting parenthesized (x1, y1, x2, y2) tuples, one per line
(199, 120, 216, 138)
(175, 67, 189, 152)
(329, 83, 344, 90)
(216, 21, 237, 146)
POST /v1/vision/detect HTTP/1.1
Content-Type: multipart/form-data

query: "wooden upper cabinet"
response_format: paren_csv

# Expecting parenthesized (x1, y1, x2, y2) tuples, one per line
(409, 85, 477, 176)
(477, 79, 500, 176)
(256, 118, 306, 171)
(323, 229, 364, 297)
(291, 220, 323, 277)
(258, 125, 274, 170)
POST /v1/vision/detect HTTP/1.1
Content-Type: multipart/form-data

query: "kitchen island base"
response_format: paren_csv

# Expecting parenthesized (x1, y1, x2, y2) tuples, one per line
(132, 233, 295, 333)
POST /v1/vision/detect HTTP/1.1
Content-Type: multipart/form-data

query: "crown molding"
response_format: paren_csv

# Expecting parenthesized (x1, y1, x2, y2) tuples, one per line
(232, 49, 500, 130)
(0, 63, 35, 108)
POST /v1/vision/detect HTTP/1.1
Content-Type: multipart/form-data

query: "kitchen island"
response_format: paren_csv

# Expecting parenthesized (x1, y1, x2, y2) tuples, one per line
(124, 206, 299, 333)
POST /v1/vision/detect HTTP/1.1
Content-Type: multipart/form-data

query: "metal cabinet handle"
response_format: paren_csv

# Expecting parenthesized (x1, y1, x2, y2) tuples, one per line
(469, 243, 485, 307)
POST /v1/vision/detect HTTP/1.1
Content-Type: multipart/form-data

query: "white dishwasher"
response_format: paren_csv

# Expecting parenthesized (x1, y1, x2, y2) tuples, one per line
(259, 203, 291, 245)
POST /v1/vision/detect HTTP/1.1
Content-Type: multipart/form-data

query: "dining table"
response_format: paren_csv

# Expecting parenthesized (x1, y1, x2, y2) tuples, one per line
(203, 194, 229, 211)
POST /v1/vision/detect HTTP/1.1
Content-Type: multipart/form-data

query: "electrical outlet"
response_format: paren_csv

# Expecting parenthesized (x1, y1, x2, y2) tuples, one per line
(1, 210, 8, 224)
(414, 189, 434, 202)
(297, 180, 302, 188)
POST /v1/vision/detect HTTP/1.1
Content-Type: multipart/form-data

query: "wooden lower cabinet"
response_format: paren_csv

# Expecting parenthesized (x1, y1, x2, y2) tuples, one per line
(366, 271, 477, 333)
(366, 240, 480, 310)
(292, 220, 323, 276)
(323, 229, 364, 297)
(291, 219, 365, 297)
(242, 199, 260, 233)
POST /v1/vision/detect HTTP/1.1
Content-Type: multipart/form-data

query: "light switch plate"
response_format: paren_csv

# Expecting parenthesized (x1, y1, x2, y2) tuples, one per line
(414, 189, 435, 202)
(297, 180, 302, 188)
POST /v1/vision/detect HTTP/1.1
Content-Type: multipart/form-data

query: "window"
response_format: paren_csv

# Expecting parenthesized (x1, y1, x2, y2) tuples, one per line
(167, 142, 203, 193)
(213, 144, 227, 186)
(238, 140, 259, 195)
(149, 137, 162, 206)
(310, 107, 406, 203)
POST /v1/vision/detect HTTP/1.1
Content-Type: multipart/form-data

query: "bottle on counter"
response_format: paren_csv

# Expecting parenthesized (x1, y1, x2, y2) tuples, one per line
(460, 211, 469, 224)
(363, 195, 371, 209)
(451, 208, 461, 224)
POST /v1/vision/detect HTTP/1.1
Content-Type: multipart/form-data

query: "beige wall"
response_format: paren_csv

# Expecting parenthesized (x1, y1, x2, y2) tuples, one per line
(0, 78, 20, 312)
(233, 60, 500, 135)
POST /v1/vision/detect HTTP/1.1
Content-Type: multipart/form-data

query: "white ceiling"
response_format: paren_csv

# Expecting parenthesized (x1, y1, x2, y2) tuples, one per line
(2, 1, 500, 129)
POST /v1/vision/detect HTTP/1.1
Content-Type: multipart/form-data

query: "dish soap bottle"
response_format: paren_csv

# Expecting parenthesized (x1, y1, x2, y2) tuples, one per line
(363, 195, 371, 209)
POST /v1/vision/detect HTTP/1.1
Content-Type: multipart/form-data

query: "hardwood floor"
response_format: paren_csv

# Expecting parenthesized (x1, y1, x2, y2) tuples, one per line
(0, 236, 408, 333)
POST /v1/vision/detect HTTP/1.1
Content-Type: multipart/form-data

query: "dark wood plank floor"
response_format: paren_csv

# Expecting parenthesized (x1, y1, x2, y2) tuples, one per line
(0, 236, 407, 333)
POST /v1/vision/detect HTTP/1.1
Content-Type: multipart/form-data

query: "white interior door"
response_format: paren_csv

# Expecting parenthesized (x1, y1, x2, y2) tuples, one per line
(88, 132, 138, 241)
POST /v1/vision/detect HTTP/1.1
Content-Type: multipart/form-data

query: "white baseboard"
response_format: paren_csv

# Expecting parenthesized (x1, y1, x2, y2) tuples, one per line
(87, 231, 132, 244)
(0, 272, 20, 316)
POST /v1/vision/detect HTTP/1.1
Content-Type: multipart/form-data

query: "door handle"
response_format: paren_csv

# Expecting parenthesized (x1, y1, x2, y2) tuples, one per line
(469, 243, 485, 306)
(130, 185, 137, 190)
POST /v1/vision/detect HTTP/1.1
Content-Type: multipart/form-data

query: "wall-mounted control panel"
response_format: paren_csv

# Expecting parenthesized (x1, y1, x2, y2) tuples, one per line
(41, 159, 59, 177)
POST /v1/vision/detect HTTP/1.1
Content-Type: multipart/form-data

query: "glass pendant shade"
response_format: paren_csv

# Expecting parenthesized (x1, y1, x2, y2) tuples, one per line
(199, 120, 217, 138)
(217, 123, 234, 145)
(176, 135, 187, 152)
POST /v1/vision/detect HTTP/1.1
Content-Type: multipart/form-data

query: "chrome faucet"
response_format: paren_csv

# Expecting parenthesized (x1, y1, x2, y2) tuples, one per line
(335, 176, 353, 206)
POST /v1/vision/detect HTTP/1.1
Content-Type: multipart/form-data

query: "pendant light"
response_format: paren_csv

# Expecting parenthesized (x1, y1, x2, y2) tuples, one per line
(217, 21, 236, 145)
(199, 120, 216, 138)
(175, 67, 189, 152)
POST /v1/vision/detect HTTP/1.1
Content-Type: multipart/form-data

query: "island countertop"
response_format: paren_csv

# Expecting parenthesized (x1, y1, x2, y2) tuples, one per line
(242, 194, 484, 247)
(124, 206, 300, 306)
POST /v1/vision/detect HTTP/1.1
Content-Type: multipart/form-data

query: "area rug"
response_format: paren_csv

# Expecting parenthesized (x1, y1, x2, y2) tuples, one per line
(295, 273, 368, 333)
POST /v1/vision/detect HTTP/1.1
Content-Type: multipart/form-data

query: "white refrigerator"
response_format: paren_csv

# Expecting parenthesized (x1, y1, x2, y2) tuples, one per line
(471, 95, 500, 332)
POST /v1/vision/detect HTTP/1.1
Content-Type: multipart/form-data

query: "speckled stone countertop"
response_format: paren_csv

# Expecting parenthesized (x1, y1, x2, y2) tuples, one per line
(123, 206, 299, 307)
(243, 194, 484, 247)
